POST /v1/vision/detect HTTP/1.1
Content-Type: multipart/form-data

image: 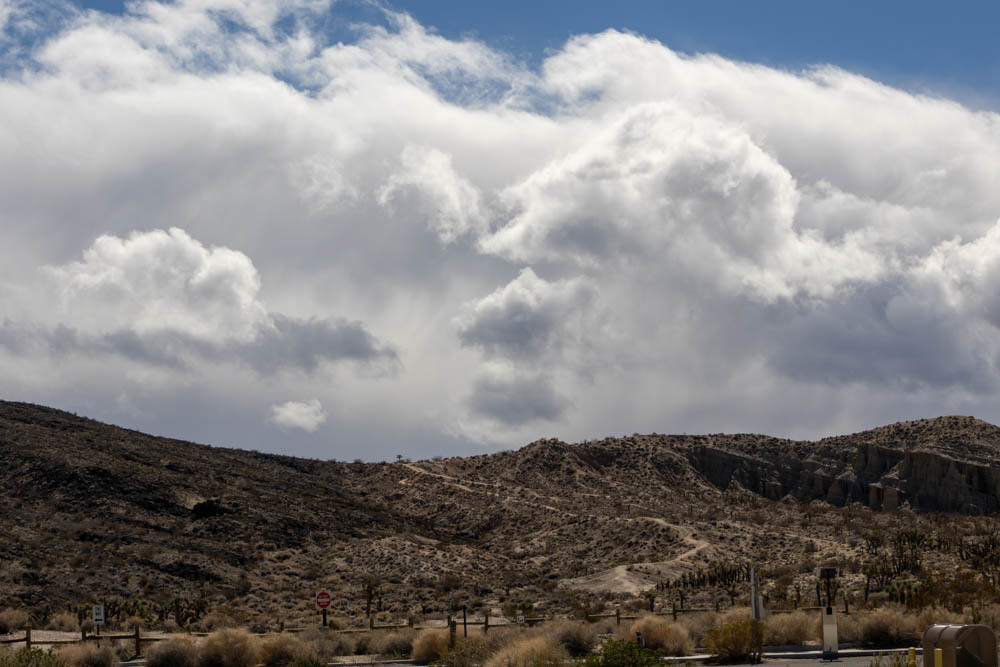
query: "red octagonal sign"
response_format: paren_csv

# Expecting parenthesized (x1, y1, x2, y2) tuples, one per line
(316, 591, 332, 609)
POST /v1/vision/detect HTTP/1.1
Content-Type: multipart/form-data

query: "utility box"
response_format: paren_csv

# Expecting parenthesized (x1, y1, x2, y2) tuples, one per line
(923, 625, 997, 667)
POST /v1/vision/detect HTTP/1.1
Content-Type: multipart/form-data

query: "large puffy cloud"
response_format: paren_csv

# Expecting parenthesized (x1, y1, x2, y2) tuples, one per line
(1, 1, 1000, 458)
(4, 228, 398, 375)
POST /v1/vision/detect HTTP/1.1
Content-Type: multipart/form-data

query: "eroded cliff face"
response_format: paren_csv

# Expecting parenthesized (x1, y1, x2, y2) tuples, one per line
(682, 417, 1000, 514)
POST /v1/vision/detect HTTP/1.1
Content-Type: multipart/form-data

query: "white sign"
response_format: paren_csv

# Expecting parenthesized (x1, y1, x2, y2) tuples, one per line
(92, 604, 105, 626)
(516, 614, 525, 625)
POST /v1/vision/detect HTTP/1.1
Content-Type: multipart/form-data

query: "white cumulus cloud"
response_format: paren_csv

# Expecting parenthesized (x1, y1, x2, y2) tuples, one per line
(268, 398, 327, 432)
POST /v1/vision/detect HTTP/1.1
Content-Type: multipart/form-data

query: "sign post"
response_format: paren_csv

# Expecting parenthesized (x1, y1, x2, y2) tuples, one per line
(92, 604, 105, 636)
(316, 591, 332, 627)
(817, 568, 840, 661)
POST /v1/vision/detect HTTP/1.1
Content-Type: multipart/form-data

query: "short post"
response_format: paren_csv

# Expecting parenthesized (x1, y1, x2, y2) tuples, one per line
(449, 619, 456, 649)
(368, 615, 374, 630)
(82, 628, 87, 641)
(25, 628, 31, 651)
(908, 647, 917, 667)
(615, 609, 620, 626)
(322, 609, 327, 628)
(463, 607, 467, 638)
(134, 625, 142, 657)
(483, 609, 489, 634)
(672, 603, 677, 621)
(935, 648, 943, 667)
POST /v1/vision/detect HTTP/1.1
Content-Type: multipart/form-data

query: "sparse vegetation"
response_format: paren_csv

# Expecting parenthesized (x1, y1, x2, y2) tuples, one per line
(146, 638, 199, 667)
(199, 629, 260, 667)
(482, 635, 568, 667)
(411, 629, 449, 662)
(57, 643, 119, 667)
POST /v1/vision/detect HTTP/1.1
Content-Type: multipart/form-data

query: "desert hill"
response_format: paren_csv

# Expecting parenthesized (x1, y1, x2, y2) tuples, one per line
(2, 401, 999, 628)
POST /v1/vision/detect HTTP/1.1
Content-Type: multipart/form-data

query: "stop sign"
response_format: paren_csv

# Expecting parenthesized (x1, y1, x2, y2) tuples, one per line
(316, 591, 332, 609)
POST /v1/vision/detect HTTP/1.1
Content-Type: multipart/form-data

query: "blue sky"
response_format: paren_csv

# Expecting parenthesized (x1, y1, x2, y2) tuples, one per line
(73, 0, 1000, 109)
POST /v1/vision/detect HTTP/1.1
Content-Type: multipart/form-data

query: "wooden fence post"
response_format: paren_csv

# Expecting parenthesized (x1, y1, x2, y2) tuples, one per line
(615, 609, 620, 627)
(449, 620, 456, 649)
(672, 603, 677, 621)
(25, 628, 31, 651)
(135, 625, 141, 657)
(483, 609, 489, 634)
(368, 615, 374, 630)
(462, 608, 467, 638)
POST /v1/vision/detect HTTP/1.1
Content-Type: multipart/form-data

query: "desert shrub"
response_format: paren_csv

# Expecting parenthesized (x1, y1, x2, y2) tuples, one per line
(0, 648, 67, 667)
(370, 630, 414, 657)
(412, 630, 449, 663)
(704, 619, 763, 663)
(58, 643, 119, 667)
(859, 609, 915, 646)
(298, 629, 354, 660)
(838, 612, 862, 643)
(436, 636, 490, 667)
(913, 607, 965, 637)
(47, 613, 79, 633)
(971, 605, 1000, 634)
(287, 659, 324, 667)
(195, 614, 239, 633)
(677, 612, 719, 645)
(259, 635, 305, 667)
(0, 610, 30, 635)
(548, 620, 597, 657)
(765, 610, 817, 646)
(483, 635, 568, 667)
(581, 639, 664, 667)
(199, 629, 260, 667)
(352, 632, 373, 656)
(146, 637, 199, 667)
(627, 615, 691, 656)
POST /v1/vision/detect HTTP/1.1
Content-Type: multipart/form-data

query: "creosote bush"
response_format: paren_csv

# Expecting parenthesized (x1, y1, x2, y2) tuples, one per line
(146, 637, 199, 667)
(581, 639, 664, 667)
(199, 629, 260, 667)
(411, 630, 449, 663)
(435, 636, 490, 667)
(627, 615, 691, 656)
(58, 643, 119, 667)
(483, 635, 568, 667)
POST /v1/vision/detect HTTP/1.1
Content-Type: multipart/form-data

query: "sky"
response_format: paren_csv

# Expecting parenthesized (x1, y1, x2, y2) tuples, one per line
(1, 0, 999, 461)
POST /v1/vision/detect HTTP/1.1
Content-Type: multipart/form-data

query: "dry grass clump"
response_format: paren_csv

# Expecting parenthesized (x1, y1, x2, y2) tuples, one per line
(704, 619, 762, 663)
(436, 636, 490, 667)
(859, 608, 915, 646)
(259, 634, 305, 667)
(483, 635, 568, 667)
(765, 610, 817, 646)
(913, 607, 965, 636)
(199, 629, 260, 667)
(972, 605, 1000, 634)
(46, 613, 79, 633)
(371, 630, 415, 657)
(837, 612, 862, 643)
(146, 637, 199, 667)
(548, 620, 597, 657)
(627, 615, 692, 656)
(297, 629, 355, 660)
(58, 643, 119, 667)
(0, 610, 29, 635)
(412, 629, 450, 663)
(196, 614, 240, 633)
